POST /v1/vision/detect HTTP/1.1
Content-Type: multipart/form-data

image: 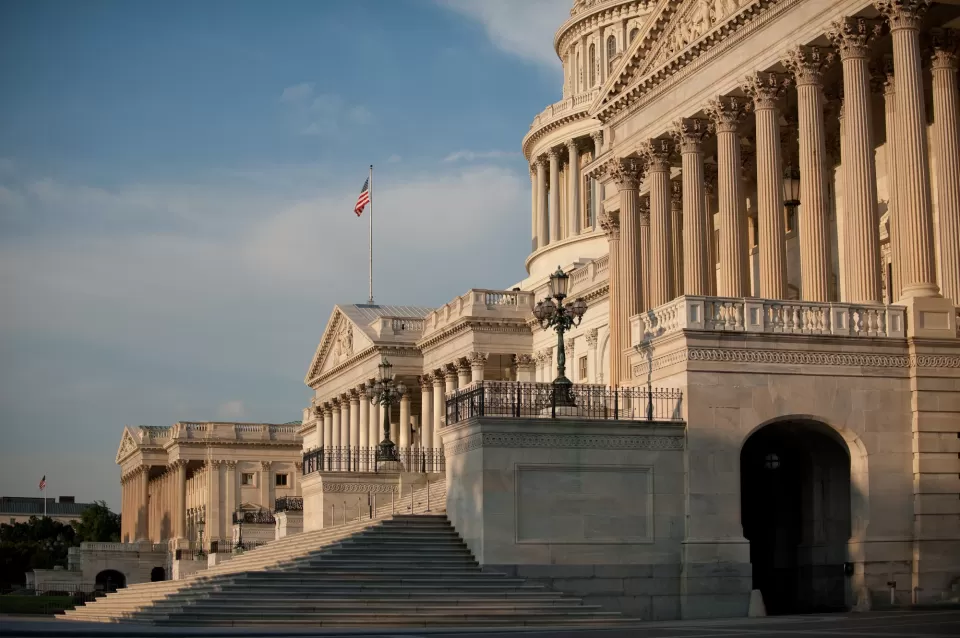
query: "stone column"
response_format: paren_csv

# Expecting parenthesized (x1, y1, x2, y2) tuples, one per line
(565, 337, 577, 380)
(339, 394, 351, 450)
(828, 18, 883, 303)
(673, 118, 711, 296)
(599, 210, 621, 386)
(704, 164, 718, 295)
(591, 131, 605, 224)
(549, 148, 561, 242)
(432, 371, 445, 449)
(609, 158, 643, 382)
(515, 354, 536, 382)
(706, 96, 751, 297)
(330, 399, 341, 450)
(783, 46, 835, 302)
(639, 198, 651, 308)
(447, 364, 460, 395)
(259, 461, 271, 511)
(536, 157, 548, 249)
(349, 390, 360, 469)
(743, 72, 789, 300)
(357, 385, 369, 454)
(880, 58, 903, 302)
(671, 182, 684, 297)
(399, 394, 411, 453)
(641, 139, 675, 308)
(585, 328, 599, 383)
(530, 166, 538, 252)
(567, 139, 581, 236)
(469, 352, 487, 384)
(175, 461, 186, 540)
(224, 461, 236, 529)
(930, 29, 960, 305)
(138, 467, 149, 540)
(207, 460, 221, 547)
(322, 404, 332, 450)
(419, 375, 433, 452)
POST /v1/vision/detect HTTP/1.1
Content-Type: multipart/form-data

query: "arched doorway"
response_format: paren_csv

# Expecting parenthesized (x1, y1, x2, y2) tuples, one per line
(741, 419, 852, 614)
(94, 569, 126, 592)
(150, 566, 165, 582)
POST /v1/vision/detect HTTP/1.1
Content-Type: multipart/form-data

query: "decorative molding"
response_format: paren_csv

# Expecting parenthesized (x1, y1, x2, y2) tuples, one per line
(322, 481, 398, 494)
(446, 432, 684, 457)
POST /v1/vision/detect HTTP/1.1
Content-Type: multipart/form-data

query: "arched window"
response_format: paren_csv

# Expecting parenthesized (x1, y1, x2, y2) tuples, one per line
(630, 27, 639, 43)
(588, 44, 596, 87)
(607, 35, 617, 72)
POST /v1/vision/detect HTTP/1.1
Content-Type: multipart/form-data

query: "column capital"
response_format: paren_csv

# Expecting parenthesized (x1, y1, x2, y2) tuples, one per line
(546, 147, 561, 161)
(432, 368, 446, 383)
(639, 138, 675, 171)
(671, 117, 711, 153)
(443, 364, 459, 380)
(599, 210, 620, 240)
(455, 357, 471, 373)
(585, 327, 599, 348)
(260, 460, 272, 471)
(590, 130, 603, 149)
(565, 138, 581, 154)
(874, 0, 930, 31)
(348, 388, 361, 402)
(294, 461, 303, 471)
(224, 460, 237, 469)
(321, 402, 333, 415)
(330, 396, 341, 408)
(513, 353, 535, 369)
(930, 28, 960, 70)
(535, 155, 548, 169)
(208, 460, 222, 469)
(418, 374, 433, 390)
(565, 337, 575, 352)
(782, 46, 836, 86)
(469, 351, 488, 365)
(602, 157, 644, 190)
(355, 382, 368, 395)
(704, 96, 751, 133)
(638, 197, 651, 226)
(827, 17, 883, 60)
(169, 459, 187, 471)
(741, 71, 791, 109)
(671, 181, 683, 209)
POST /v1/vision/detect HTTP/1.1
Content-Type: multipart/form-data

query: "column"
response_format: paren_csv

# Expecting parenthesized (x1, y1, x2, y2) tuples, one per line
(930, 29, 960, 305)
(584, 328, 599, 383)
(207, 460, 220, 547)
(543, 347, 555, 381)
(641, 139, 674, 308)
(565, 338, 576, 380)
(322, 404, 333, 450)
(704, 163, 718, 295)
(881, 57, 903, 302)
(783, 46, 835, 302)
(744, 72, 789, 299)
(224, 461, 236, 537)
(293, 462, 302, 496)
(514, 354, 536, 382)
(399, 394, 411, 453)
(828, 18, 883, 303)
(339, 394, 350, 450)
(175, 461, 186, 540)
(673, 118, 711, 295)
(259, 461, 271, 511)
(469, 352, 487, 384)
(706, 96, 750, 297)
(599, 210, 621, 386)
(530, 166, 538, 252)
(567, 139, 581, 236)
(357, 385, 369, 452)
(591, 131, 605, 226)
(120, 477, 128, 540)
(445, 364, 459, 395)
(138, 467, 149, 540)
(349, 390, 360, 466)
(432, 371, 445, 449)
(536, 157, 548, 249)
(419, 375, 433, 452)
(549, 148, 561, 242)
(639, 198, 651, 308)
(330, 399, 341, 450)
(671, 182, 684, 297)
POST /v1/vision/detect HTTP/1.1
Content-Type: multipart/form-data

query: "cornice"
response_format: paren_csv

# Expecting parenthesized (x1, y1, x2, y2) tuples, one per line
(523, 108, 600, 161)
(418, 318, 533, 355)
(306, 344, 422, 388)
(446, 431, 685, 457)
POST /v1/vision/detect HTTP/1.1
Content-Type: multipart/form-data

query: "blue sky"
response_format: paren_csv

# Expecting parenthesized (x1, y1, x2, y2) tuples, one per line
(0, 0, 571, 510)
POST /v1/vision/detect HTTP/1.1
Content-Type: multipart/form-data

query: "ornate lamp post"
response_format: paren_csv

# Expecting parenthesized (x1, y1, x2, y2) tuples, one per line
(365, 357, 407, 465)
(533, 266, 588, 406)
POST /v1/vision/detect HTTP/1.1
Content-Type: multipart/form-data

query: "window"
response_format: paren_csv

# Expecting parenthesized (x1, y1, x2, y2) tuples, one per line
(584, 177, 594, 228)
(588, 44, 596, 87)
(275, 473, 288, 487)
(607, 35, 617, 72)
(576, 51, 581, 91)
(630, 27, 639, 43)
(578, 355, 588, 381)
(241, 473, 254, 486)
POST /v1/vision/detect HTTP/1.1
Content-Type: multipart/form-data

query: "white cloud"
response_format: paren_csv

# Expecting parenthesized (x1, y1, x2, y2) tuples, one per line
(217, 400, 247, 420)
(280, 82, 314, 104)
(443, 149, 519, 163)
(438, 0, 571, 69)
(279, 84, 373, 136)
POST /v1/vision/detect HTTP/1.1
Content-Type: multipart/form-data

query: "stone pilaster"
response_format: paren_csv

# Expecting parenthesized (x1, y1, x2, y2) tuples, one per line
(743, 72, 790, 300)
(549, 148, 561, 242)
(567, 139, 581, 236)
(930, 29, 960, 305)
(828, 17, 883, 303)
(584, 328, 599, 384)
(599, 210, 621, 386)
(640, 139, 675, 308)
(469, 351, 488, 384)
(705, 96, 751, 297)
(536, 157, 548, 249)
(672, 118, 711, 296)
(418, 375, 433, 452)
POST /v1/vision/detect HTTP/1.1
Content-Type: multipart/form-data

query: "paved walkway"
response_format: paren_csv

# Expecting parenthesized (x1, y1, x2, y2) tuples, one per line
(2, 610, 959, 638)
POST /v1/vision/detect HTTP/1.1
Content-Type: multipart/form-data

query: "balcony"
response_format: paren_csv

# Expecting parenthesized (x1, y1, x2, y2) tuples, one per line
(420, 289, 535, 339)
(169, 422, 300, 443)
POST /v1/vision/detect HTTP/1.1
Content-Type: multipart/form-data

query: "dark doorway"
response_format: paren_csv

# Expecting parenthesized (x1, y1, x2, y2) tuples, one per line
(741, 420, 852, 614)
(150, 566, 165, 582)
(94, 569, 126, 592)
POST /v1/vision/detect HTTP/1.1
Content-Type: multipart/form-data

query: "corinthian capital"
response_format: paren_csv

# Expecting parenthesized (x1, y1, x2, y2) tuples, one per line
(603, 157, 645, 190)
(704, 96, 751, 133)
(930, 28, 960, 70)
(827, 17, 883, 60)
(782, 46, 836, 86)
(418, 374, 433, 390)
(590, 130, 604, 151)
(585, 327, 599, 347)
(639, 138, 675, 172)
(671, 118, 711, 153)
(874, 0, 930, 31)
(741, 72, 791, 109)
(513, 353, 535, 369)
(598, 210, 620, 240)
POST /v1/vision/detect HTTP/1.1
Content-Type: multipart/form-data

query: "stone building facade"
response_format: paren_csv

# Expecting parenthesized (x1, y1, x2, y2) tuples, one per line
(300, 0, 960, 620)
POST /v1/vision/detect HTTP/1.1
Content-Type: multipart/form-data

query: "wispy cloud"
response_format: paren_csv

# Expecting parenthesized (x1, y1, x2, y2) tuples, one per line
(278, 83, 372, 136)
(437, 0, 570, 69)
(443, 149, 519, 163)
(387, 154, 402, 164)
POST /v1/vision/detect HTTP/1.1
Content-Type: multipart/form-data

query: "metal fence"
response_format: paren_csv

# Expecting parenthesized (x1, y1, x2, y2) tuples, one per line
(274, 496, 303, 512)
(445, 381, 684, 426)
(302, 446, 445, 475)
(232, 509, 275, 525)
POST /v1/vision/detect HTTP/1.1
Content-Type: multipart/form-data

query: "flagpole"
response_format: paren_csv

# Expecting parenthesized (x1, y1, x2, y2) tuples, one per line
(368, 164, 374, 304)
(43, 479, 47, 519)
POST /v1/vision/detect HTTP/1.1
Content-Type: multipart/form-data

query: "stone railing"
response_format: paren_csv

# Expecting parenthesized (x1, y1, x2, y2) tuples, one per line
(79, 542, 168, 553)
(528, 89, 600, 132)
(630, 296, 907, 345)
(138, 426, 171, 443)
(568, 256, 610, 295)
(369, 316, 425, 338)
(421, 289, 535, 338)
(171, 422, 301, 443)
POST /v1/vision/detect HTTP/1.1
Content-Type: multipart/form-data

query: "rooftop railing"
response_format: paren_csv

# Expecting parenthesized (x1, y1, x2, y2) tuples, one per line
(421, 289, 535, 338)
(302, 446, 445, 475)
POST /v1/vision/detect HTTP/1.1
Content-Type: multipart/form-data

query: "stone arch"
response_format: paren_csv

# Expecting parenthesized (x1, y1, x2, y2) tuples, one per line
(150, 566, 165, 582)
(94, 569, 126, 592)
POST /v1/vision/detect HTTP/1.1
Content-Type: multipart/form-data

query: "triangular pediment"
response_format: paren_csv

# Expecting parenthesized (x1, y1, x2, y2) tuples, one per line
(303, 306, 374, 385)
(115, 427, 139, 464)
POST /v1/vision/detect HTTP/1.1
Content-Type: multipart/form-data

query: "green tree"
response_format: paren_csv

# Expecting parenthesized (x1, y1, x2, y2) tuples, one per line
(0, 517, 77, 588)
(71, 501, 120, 543)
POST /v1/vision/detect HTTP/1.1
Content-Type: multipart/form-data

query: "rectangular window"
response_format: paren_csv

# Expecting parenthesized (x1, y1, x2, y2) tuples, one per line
(241, 473, 254, 486)
(275, 473, 288, 487)
(583, 177, 593, 228)
(578, 355, 588, 381)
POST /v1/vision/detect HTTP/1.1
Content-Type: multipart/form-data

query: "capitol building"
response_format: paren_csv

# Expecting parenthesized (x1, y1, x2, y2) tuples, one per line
(90, 0, 960, 624)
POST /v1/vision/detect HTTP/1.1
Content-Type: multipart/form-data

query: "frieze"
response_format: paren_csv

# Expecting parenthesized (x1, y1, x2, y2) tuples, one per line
(322, 482, 398, 494)
(446, 432, 684, 457)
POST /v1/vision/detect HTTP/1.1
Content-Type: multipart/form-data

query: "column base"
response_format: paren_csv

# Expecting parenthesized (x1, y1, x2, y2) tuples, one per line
(898, 295, 957, 339)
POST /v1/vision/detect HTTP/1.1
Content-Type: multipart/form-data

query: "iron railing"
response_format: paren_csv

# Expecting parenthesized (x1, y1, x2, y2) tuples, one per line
(445, 381, 684, 426)
(232, 509, 275, 525)
(302, 446, 445, 475)
(273, 496, 303, 512)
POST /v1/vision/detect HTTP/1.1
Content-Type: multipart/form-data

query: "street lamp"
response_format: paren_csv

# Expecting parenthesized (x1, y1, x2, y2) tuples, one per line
(783, 165, 801, 233)
(196, 519, 205, 558)
(533, 266, 588, 406)
(364, 357, 407, 466)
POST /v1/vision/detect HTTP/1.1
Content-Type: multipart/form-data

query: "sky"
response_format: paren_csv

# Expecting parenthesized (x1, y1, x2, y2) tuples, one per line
(0, 0, 572, 511)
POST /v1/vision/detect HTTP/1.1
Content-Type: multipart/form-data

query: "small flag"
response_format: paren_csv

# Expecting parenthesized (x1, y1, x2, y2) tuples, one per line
(39, 475, 46, 490)
(354, 178, 370, 216)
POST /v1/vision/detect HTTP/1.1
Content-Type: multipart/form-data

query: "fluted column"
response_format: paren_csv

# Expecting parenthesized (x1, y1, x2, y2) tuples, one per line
(673, 118, 711, 295)
(706, 96, 751, 297)
(207, 460, 221, 546)
(567, 139, 581, 236)
(591, 131, 604, 224)
(536, 157, 548, 249)
(357, 386, 369, 455)
(639, 197, 651, 308)
(399, 394, 410, 453)
(930, 29, 960, 305)
(828, 18, 883, 303)
(549, 149, 561, 242)
(330, 399, 341, 450)
(609, 158, 645, 351)
(880, 59, 903, 302)
(530, 166, 538, 252)
(469, 352, 487, 384)
(432, 371, 445, 449)
(704, 164, 718, 295)
(321, 404, 332, 450)
(339, 395, 350, 451)
(137, 467, 149, 540)
(641, 139, 674, 308)
(744, 72, 789, 300)
(671, 182, 683, 297)
(349, 390, 360, 466)
(419, 375, 433, 452)
(599, 210, 621, 386)
(175, 461, 186, 540)
(259, 461, 271, 511)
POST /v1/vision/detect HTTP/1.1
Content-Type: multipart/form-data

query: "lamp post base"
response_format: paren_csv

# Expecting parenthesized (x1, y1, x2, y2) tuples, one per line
(552, 376, 576, 407)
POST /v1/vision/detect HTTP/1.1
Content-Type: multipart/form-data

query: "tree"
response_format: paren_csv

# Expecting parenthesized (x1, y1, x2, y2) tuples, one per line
(0, 517, 77, 588)
(71, 501, 121, 543)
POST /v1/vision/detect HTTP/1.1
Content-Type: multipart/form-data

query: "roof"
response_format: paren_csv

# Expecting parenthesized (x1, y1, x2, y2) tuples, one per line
(340, 304, 433, 325)
(0, 497, 95, 518)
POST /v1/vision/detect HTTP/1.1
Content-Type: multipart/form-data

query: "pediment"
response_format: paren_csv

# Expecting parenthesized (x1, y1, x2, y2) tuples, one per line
(115, 427, 139, 464)
(304, 307, 374, 385)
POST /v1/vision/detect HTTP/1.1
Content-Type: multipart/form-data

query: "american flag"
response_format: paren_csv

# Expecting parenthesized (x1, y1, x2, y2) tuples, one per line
(38, 475, 46, 490)
(354, 178, 370, 216)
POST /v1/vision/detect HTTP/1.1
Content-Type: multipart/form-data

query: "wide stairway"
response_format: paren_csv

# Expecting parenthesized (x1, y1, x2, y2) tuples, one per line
(62, 484, 625, 628)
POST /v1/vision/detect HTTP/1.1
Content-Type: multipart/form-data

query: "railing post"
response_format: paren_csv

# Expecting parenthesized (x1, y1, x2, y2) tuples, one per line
(551, 384, 556, 419)
(479, 382, 485, 418)
(515, 381, 521, 417)
(614, 386, 619, 420)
